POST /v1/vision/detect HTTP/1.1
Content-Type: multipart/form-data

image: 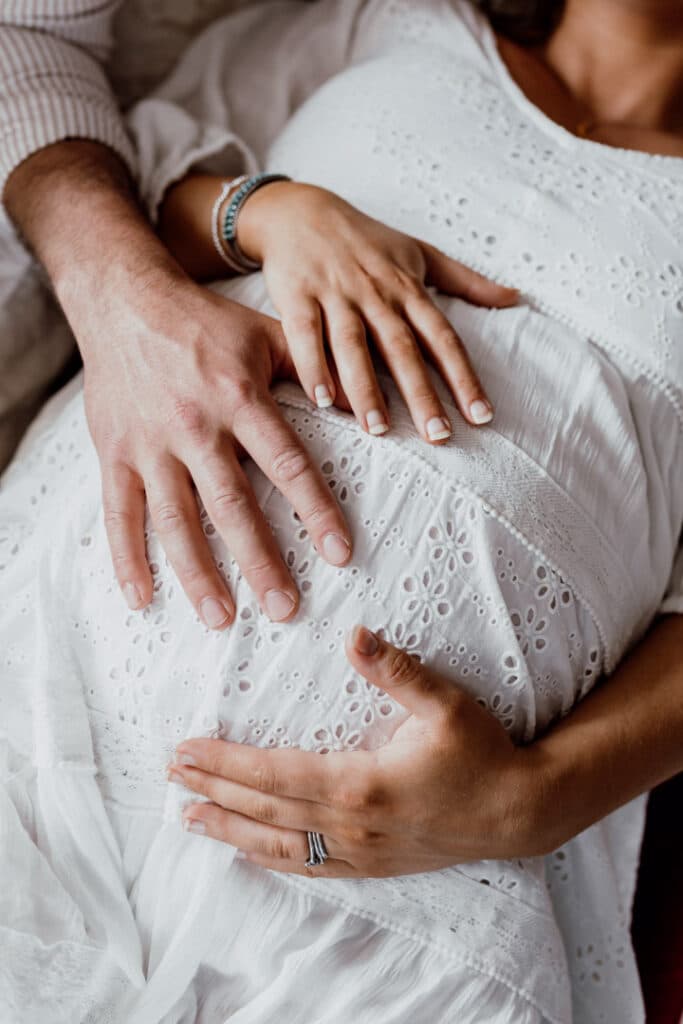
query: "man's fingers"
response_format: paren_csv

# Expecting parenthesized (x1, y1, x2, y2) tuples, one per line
(101, 461, 153, 609)
(232, 392, 353, 568)
(345, 626, 451, 718)
(421, 242, 519, 308)
(144, 458, 235, 629)
(188, 442, 299, 622)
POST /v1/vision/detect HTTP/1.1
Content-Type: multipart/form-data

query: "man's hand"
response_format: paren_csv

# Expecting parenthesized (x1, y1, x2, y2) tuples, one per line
(169, 627, 537, 875)
(4, 142, 352, 625)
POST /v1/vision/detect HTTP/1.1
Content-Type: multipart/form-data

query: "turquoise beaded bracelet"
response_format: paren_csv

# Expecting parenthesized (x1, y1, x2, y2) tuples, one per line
(221, 172, 291, 273)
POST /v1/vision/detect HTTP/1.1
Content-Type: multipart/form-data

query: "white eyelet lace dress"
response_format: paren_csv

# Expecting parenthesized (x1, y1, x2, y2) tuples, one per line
(0, 2, 681, 1023)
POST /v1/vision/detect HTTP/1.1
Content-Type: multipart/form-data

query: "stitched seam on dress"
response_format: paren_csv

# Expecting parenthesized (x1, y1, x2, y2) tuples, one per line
(279, 394, 618, 670)
(280, 873, 568, 1024)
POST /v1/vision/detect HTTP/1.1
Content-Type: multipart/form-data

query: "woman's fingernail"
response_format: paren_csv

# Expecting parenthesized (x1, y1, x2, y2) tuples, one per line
(199, 597, 232, 630)
(167, 766, 184, 784)
(366, 410, 389, 436)
(426, 416, 451, 441)
(177, 753, 197, 767)
(184, 818, 206, 836)
(123, 582, 143, 610)
(470, 399, 494, 425)
(234, 849, 248, 861)
(264, 589, 296, 622)
(352, 625, 379, 656)
(315, 384, 334, 409)
(321, 533, 351, 566)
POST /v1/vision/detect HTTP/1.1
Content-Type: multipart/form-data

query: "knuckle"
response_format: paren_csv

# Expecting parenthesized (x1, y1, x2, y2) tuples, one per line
(287, 311, 320, 338)
(169, 399, 208, 441)
(434, 327, 462, 351)
(151, 501, 188, 535)
(210, 487, 251, 522)
(251, 764, 278, 795)
(335, 778, 385, 815)
(334, 323, 365, 348)
(253, 800, 278, 825)
(385, 648, 421, 688)
(224, 376, 261, 418)
(270, 445, 311, 486)
(265, 836, 293, 861)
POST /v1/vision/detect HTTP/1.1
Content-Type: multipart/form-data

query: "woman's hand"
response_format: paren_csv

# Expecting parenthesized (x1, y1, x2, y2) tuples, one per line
(239, 182, 518, 441)
(170, 615, 683, 876)
(169, 627, 538, 876)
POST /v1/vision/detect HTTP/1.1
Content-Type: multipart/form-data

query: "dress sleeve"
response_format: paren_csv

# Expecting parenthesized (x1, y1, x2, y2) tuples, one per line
(660, 539, 683, 615)
(126, 0, 372, 220)
(0, 2, 136, 202)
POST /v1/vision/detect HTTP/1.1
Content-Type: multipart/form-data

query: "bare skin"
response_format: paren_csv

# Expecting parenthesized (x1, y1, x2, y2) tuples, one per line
(168, 0, 683, 873)
(3, 141, 513, 626)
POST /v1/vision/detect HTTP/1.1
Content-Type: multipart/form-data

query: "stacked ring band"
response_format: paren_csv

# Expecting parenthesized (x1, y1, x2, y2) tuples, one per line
(305, 831, 329, 868)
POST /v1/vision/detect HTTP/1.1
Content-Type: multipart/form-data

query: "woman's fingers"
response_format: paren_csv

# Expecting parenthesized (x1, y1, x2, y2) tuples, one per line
(101, 459, 154, 609)
(406, 292, 494, 426)
(144, 458, 235, 629)
(188, 442, 299, 622)
(279, 297, 337, 410)
(421, 242, 519, 308)
(364, 302, 452, 444)
(345, 625, 452, 719)
(324, 301, 390, 436)
(168, 763, 329, 832)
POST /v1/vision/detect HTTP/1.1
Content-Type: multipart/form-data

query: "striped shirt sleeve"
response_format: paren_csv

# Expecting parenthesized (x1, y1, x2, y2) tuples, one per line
(0, 1, 136, 200)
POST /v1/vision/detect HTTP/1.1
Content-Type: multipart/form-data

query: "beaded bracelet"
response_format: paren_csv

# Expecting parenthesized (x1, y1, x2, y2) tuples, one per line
(210, 175, 249, 273)
(221, 172, 291, 273)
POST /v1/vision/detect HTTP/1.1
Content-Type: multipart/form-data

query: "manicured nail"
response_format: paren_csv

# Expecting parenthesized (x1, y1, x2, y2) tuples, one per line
(167, 766, 184, 784)
(470, 399, 494, 425)
(123, 582, 143, 610)
(352, 625, 379, 656)
(177, 753, 197, 767)
(426, 416, 451, 441)
(199, 596, 232, 630)
(183, 818, 206, 835)
(264, 589, 296, 622)
(321, 533, 351, 566)
(315, 384, 334, 409)
(366, 409, 389, 436)
(234, 849, 248, 861)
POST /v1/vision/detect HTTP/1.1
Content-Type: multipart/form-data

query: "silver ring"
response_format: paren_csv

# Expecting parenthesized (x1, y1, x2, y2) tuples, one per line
(305, 831, 328, 868)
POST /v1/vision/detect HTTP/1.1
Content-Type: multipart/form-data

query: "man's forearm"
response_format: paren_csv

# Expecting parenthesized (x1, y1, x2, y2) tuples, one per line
(524, 613, 683, 853)
(3, 140, 182, 320)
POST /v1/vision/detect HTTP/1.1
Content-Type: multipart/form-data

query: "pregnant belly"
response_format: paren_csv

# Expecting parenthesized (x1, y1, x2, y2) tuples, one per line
(53, 392, 604, 811)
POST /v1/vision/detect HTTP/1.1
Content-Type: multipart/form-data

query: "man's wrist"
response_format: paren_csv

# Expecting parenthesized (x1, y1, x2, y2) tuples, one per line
(4, 139, 179, 300)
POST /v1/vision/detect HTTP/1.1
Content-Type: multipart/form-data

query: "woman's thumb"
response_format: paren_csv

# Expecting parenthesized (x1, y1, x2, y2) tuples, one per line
(345, 626, 448, 717)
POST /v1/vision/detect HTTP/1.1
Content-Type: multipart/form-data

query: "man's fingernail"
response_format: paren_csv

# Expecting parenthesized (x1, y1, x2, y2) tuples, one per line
(366, 409, 389, 436)
(352, 625, 379, 656)
(322, 533, 351, 566)
(470, 399, 494, 425)
(426, 416, 451, 441)
(183, 818, 206, 836)
(264, 589, 296, 622)
(199, 597, 232, 630)
(123, 582, 143, 610)
(315, 384, 334, 409)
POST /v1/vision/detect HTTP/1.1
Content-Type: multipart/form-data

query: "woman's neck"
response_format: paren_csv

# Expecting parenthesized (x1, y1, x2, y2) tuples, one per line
(542, 0, 683, 132)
